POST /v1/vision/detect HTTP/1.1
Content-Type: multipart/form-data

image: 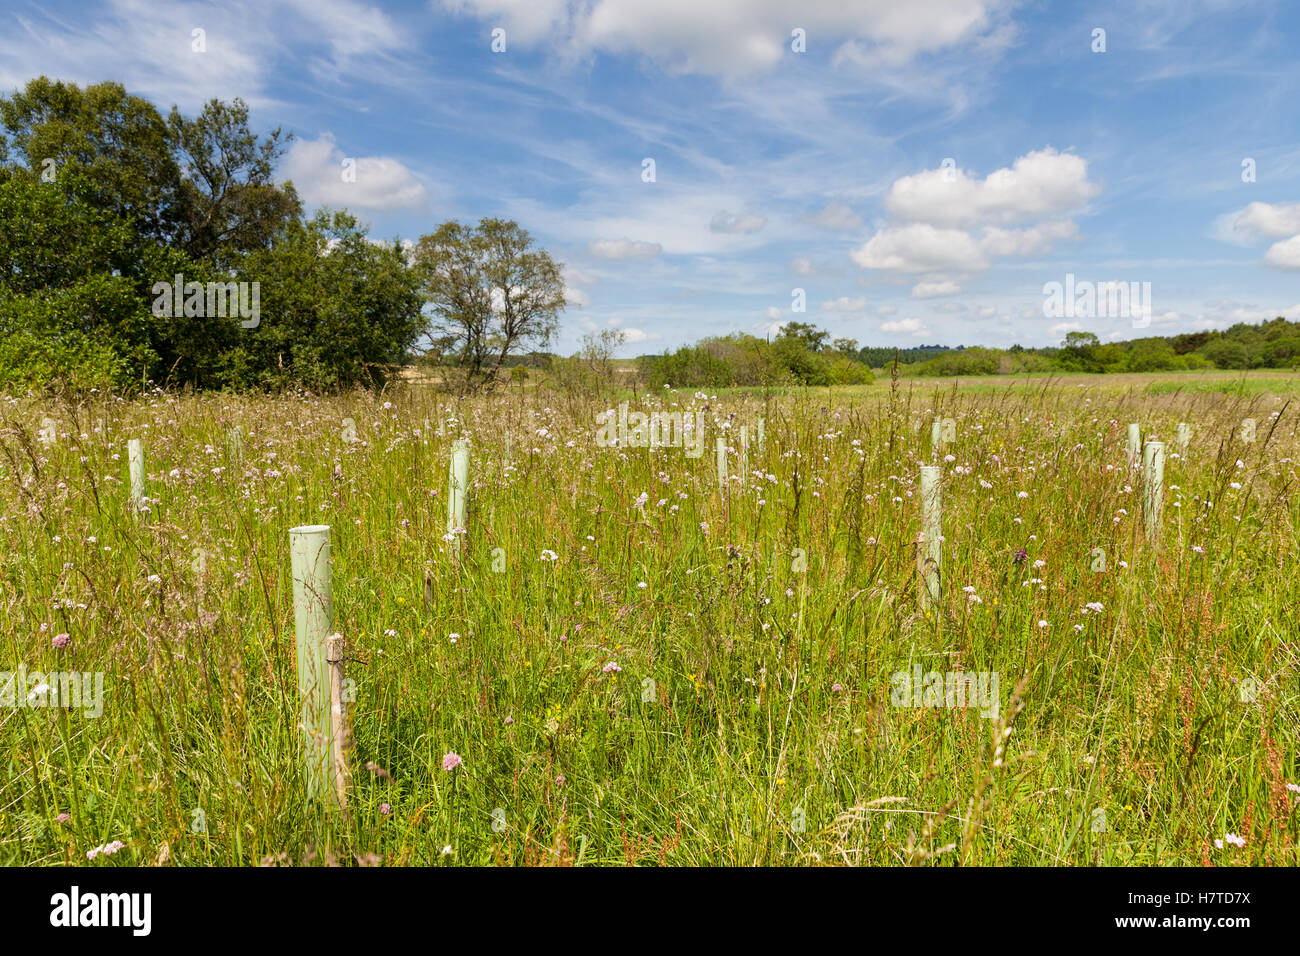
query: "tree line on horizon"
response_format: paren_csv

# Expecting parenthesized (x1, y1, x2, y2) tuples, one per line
(623, 319, 1300, 388)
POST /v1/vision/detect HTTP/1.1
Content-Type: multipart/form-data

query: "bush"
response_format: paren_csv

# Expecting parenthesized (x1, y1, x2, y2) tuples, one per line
(1125, 339, 1181, 372)
(825, 353, 874, 384)
(915, 347, 1000, 376)
(1200, 339, 1249, 369)
(638, 345, 735, 389)
(774, 337, 830, 385)
(223, 211, 424, 390)
(701, 335, 786, 386)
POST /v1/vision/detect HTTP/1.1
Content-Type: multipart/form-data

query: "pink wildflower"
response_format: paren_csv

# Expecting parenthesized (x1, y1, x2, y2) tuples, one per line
(86, 840, 126, 860)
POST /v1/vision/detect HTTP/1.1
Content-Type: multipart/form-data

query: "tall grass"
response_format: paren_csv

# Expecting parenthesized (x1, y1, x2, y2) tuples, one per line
(0, 379, 1296, 866)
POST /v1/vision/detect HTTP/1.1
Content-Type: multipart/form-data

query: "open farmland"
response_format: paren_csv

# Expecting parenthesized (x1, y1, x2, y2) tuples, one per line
(2, 376, 1297, 867)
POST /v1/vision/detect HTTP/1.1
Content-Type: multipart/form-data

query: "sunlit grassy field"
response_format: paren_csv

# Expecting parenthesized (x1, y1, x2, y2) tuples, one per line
(2, 372, 1297, 865)
(924, 369, 1300, 398)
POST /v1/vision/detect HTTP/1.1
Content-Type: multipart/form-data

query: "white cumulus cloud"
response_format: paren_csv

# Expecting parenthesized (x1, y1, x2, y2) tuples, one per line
(884, 148, 1100, 228)
(880, 317, 931, 336)
(283, 133, 428, 211)
(1214, 201, 1300, 272)
(979, 221, 1078, 257)
(1214, 201, 1300, 245)
(852, 224, 987, 273)
(853, 149, 1096, 279)
(1263, 234, 1300, 270)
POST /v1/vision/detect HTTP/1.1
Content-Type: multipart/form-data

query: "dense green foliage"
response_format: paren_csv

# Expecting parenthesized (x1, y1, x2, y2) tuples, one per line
(898, 326, 1291, 377)
(1, 77, 566, 394)
(638, 327, 874, 389)
(228, 211, 425, 390)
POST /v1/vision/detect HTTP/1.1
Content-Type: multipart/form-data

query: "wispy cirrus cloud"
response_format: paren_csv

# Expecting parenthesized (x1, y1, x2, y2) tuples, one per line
(0, 0, 411, 110)
(802, 202, 863, 231)
(709, 210, 767, 234)
(439, 0, 1015, 77)
(821, 295, 869, 312)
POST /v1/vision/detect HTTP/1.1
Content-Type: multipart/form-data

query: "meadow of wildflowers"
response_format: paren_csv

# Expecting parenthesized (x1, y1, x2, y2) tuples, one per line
(1, 376, 1297, 866)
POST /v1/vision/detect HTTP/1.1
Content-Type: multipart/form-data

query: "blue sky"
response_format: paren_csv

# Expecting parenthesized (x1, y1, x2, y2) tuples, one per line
(4, 0, 1300, 354)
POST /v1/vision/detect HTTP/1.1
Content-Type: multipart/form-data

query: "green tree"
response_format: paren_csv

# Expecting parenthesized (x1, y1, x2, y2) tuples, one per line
(1054, 330, 1103, 372)
(825, 353, 874, 384)
(1125, 339, 1179, 372)
(414, 218, 565, 391)
(777, 321, 829, 353)
(168, 98, 300, 266)
(231, 210, 425, 390)
(773, 334, 830, 385)
(638, 344, 734, 389)
(916, 347, 1000, 376)
(1062, 330, 1100, 349)
(1262, 334, 1300, 367)
(1200, 338, 1249, 369)
(1, 78, 300, 269)
(0, 77, 424, 392)
(0, 173, 162, 389)
(0, 77, 179, 241)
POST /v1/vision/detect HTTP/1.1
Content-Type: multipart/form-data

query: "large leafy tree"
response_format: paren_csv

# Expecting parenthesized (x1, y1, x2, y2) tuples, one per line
(1, 174, 151, 389)
(777, 321, 830, 353)
(0, 77, 179, 240)
(0, 77, 418, 392)
(232, 210, 425, 390)
(414, 218, 565, 390)
(0, 78, 299, 265)
(167, 98, 300, 266)
(1055, 330, 1104, 372)
(0, 172, 232, 389)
